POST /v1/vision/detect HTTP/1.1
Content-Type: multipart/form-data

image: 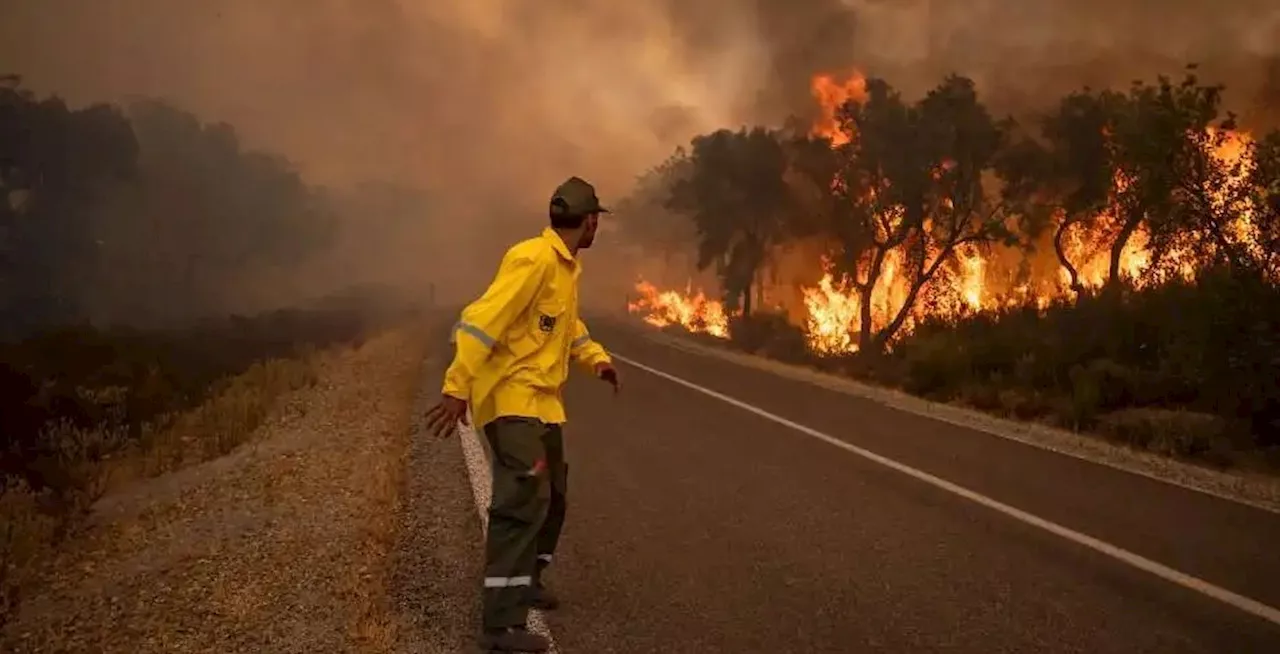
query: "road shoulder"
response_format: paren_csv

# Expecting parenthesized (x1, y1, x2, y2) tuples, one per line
(388, 325, 483, 653)
(2, 327, 429, 653)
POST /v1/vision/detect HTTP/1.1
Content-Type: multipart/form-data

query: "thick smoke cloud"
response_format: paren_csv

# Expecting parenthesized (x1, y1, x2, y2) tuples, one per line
(846, 0, 1280, 126)
(2, 0, 1276, 302)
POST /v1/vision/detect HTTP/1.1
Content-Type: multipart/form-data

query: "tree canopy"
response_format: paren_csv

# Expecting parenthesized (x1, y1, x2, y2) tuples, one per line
(0, 80, 375, 335)
(621, 67, 1280, 354)
(665, 127, 797, 316)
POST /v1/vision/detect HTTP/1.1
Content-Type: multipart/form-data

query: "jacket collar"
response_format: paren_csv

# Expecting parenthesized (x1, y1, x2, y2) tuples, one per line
(542, 227, 576, 263)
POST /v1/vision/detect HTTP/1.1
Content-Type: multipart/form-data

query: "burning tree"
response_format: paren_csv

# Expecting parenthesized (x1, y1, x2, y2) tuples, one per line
(825, 75, 1016, 353)
(1247, 132, 1280, 279)
(999, 89, 1118, 295)
(1109, 73, 1239, 287)
(1004, 71, 1262, 293)
(622, 66, 1280, 456)
(626, 67, 1280, 362)
(665, 127, 796, 318)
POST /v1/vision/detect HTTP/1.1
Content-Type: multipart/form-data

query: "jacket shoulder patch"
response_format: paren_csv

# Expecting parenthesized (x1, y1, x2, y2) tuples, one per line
(538, 314, 557, 333)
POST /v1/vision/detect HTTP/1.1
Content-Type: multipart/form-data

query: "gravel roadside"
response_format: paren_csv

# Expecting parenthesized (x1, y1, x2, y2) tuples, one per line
(388, 319, 483, 654)
(1, 326, 441, 654)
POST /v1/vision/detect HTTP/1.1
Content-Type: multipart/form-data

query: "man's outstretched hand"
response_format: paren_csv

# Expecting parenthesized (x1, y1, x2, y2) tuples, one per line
(425, 394, 469, 438)
(595, 361, 621, 394)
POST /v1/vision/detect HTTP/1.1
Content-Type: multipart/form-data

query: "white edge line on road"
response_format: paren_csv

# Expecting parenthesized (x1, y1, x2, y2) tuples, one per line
(456, 414, 559, 652)
(613, 352, 1280, 629)
(643, 331, 1280, 516)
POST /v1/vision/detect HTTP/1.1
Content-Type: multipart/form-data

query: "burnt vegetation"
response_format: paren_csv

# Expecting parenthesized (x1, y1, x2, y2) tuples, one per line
(619, 67, 1280, 469)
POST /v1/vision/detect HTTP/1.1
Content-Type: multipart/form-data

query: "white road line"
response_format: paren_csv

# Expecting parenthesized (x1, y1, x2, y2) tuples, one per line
(613, 353, 1280, 628)
(641, 331, 1280, 516)
(457, 415, 559, 651)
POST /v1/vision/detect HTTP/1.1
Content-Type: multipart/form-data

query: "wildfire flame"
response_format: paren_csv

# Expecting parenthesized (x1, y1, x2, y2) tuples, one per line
(627, 71, 1264, 356)
(802, 267, 859, 354)
(626, 280, 729, 338)
(810, 72, 867, 147)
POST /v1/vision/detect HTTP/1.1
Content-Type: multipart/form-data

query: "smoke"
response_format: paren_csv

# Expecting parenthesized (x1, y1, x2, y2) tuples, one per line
(840, 0, 1280, 124)
(2, 0, 1276, 308)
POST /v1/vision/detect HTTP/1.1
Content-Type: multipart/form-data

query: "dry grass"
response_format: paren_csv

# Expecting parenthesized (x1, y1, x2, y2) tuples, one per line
(111, 356, 320, 485)
(1, 326, 429, 652)
(0, 481, 60, 623)
(0, 355, 319, 627)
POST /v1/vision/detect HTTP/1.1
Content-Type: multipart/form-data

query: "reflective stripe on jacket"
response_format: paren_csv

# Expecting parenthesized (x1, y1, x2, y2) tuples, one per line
(443, 227, 611, 428)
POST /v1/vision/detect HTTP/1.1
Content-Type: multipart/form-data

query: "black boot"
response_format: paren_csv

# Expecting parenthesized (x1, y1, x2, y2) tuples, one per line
(532, 558, 560, 610)
(531, 583, 560, 610)
(479, 626, 550, 652)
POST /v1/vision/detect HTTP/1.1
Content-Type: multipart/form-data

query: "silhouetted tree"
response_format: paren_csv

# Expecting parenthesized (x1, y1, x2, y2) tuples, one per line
(91, 100, 335, 323)
(0, 82, 337, 333)
(1106, 71, 1235, 288)
(614, 150, 696, 272)
(1248, 130, 1280, 278)
(999, 89, 1120, 294)
(667, 127, 794, 316)
(0, 82, 138, 333)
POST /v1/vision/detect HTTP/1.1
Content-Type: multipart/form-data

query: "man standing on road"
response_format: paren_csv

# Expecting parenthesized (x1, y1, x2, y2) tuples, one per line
(426, 176, 621, 653)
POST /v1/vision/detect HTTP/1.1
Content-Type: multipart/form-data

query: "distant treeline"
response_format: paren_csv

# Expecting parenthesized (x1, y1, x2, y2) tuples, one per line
(0, 75, 435, 337)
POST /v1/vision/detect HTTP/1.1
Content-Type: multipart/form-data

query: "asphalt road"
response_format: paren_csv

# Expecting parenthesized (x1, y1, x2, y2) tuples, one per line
(538, 322, 1280, 653)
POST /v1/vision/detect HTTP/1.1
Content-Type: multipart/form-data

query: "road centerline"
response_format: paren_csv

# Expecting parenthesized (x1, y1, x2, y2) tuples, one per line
(613, 352, 1280, 628)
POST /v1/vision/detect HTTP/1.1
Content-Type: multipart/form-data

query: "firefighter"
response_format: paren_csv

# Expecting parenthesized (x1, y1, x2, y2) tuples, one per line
(425, 176, 621, 653)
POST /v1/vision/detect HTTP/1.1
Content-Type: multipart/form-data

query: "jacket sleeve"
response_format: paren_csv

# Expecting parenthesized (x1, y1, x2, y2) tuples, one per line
(442, 250, 547, 399)
(570, 318, 612, 369)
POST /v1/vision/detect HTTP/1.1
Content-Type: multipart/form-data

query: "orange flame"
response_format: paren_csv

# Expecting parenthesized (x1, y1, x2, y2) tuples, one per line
(810, 72, 867, 147)
(802, 264, 861, 353)
(627, 280, 729, 338)
(627, 70, 1266, 357)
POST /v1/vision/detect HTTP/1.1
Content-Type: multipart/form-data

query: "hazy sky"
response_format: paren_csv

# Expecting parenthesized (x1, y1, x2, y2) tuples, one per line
(2, 0, 1277, 297)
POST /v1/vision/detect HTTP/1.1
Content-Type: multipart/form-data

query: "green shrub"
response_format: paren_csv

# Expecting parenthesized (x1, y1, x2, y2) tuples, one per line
(890, 265, 1280, 451)
(956, 382, 1002, 411)
(997, 387, 1051, 420)
(729, 312, 809, 362)
(899, 332, 972, 397)
(1096, 408, 1237, 465)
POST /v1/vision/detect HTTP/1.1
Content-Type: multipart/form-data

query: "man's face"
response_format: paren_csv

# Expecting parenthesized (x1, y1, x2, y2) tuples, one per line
(577, 212, 600, 249)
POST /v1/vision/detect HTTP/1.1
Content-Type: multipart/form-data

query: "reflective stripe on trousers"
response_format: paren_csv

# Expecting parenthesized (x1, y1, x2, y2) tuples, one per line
(484, 575, 533, 588)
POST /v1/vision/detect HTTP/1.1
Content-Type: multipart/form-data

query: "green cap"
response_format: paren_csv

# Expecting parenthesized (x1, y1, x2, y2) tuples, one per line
(549, 176, 609, 217)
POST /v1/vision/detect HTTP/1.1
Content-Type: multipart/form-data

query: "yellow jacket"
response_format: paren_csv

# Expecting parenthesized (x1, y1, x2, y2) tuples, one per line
(443, 228, 612, 428)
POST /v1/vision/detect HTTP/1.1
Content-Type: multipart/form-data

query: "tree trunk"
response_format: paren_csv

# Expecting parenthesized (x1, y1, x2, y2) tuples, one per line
(856, 247, 887, 353)
(875, 239, 955, 351)
(1053, 219, 1082, 295)
(1106, 215, 1142, 290)
(755, 266, 766, 312)
(857, 282, 875, 353)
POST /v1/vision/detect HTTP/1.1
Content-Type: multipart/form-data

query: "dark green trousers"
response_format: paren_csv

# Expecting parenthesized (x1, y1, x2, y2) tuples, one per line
(481, 417, 568, 629)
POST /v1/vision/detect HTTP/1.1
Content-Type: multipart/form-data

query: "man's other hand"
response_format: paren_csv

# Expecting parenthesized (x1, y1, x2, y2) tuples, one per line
(425, 395, 469, 438)
(594, 362, 621, 394)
